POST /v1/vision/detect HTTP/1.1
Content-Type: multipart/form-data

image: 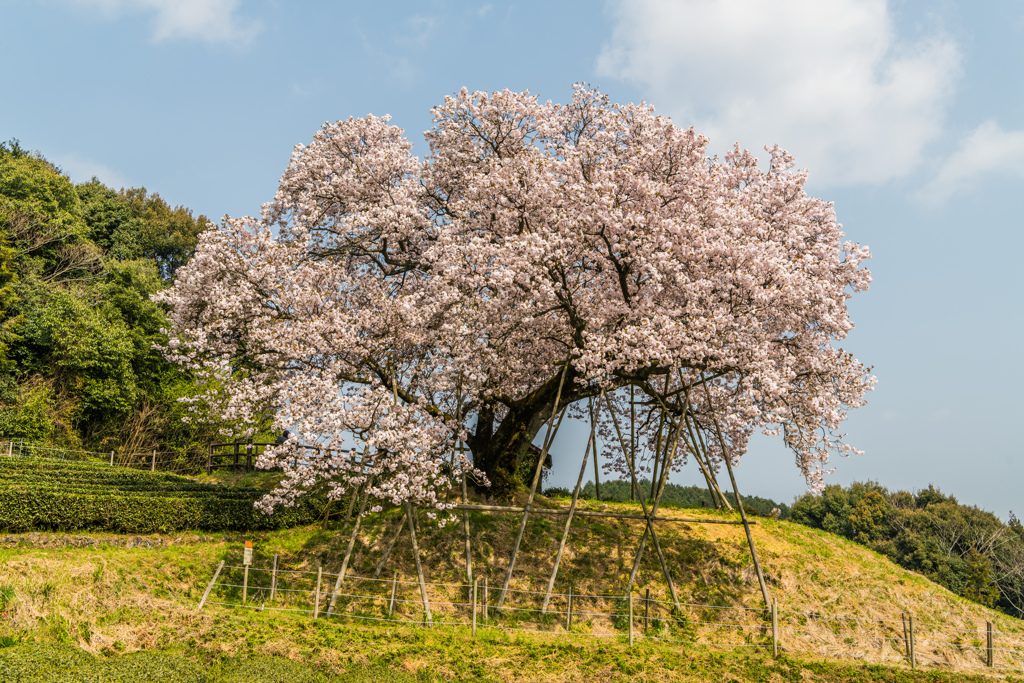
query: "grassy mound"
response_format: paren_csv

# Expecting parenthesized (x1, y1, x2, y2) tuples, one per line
(0, 457, 322, 533)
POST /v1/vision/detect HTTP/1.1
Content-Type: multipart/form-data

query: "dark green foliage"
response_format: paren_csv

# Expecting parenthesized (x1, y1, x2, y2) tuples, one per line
(0, 458, 321, 533)
(792, 482, 1024, 618)
(568, 479, 790, 519)
(0, 643, 421, 683)
(0, 140, 234, 453)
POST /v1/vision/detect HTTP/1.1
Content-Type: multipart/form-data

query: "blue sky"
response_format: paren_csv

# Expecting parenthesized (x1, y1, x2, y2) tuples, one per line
(3, 0, 1022, 517)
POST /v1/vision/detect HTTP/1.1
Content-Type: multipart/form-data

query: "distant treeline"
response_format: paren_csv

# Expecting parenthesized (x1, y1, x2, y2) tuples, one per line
(792, 482, 1024, 619)
(544, 478, 791, 519)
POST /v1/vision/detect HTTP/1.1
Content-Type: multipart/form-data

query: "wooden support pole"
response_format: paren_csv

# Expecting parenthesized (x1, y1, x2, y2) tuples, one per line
(109, 451, 114, 466)
(242, 564, 249, 604)
(450, 503, 752, 524)
(908, 614, 916, 669)
(700, 382, 770, 607)
(987, 621, 994, 668)
(388, 571, 398, 618)
(233, 441, 239, 471)
(498, 362, 570, 609)
(343, 483, 360, 525)
(589, 398, 601, 501)
(462, 469, 473, 586)
(628, 590, 634, 646)
(207, 443, 212, 475)
(373, 510, 406, 579)
(151, 450, 156, 472)
(543, 388, 604, 612)
(405, 500, 432, 625)
(313, 565, 322, 619)
(197, 560, 225, 610)
(328, 481, 373, 616)
(483, 577, 488, 621)
(604, 393, 681, 611)
(472, 577, 478, 637)
(270, 554, 279, 601)
(772, 598, 778, 658)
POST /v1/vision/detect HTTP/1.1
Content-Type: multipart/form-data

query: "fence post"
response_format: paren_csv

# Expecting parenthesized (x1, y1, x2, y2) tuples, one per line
(109, 451, 114, 466)
(243, 564, 249, 604)
(472, 577, 478, 637)
(628, 591, 634, 646)
(908, 614, 916, 669)
(270, 554, 279, 601)
(6, 441, 11, 457)
(246, 438, 253, 473)
(197, 561, 225, 610)
(313, 565, 322, 619)
(987, 621, 994, 668)
(233, 441, 240, 471)
(151, 450, 156, 472)
(567, 586, 572, 631)
(771, 598, 778, 658)
(389, 571, 398, 618)
(483, 577, 488, 621)
(644, 588, 650, 634)
(207, 443, 213, 475)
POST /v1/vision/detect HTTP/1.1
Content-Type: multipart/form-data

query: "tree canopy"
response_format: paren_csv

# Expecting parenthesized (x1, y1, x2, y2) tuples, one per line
(0, 139, 221, 454)
(157, 87, 873, 512)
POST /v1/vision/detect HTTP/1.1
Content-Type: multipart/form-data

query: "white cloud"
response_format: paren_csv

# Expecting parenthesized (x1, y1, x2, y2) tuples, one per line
(596, 0, 960, 186)
(920, 121, 1024, 203)
(53, 154, 131, 190)
(74, 0, 262, 46)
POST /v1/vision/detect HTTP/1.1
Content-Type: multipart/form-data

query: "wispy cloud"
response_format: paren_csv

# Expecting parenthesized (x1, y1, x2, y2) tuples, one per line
(920, 121, 1024, 203)
(53, 154, 131, 190)
(596, 0, 960, 186)
(72, 0, 262, 46)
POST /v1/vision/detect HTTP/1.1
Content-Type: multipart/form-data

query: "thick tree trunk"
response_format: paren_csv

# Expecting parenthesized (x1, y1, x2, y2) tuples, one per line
(468, 368, 581, 497)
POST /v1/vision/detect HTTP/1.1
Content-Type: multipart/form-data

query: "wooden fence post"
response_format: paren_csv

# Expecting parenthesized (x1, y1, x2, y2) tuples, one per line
(233, 441, 240, 471)
(908, 615, 916, 669)
(207, 443, 213, 475)
(644, 588, 650, 634)
(567, 586, 573, 631)
(987, 621, 994, 668)
(628, 591, 634, 646)
(270, 554, 279, 601)
(483, 577, 488, 621)
(246, 438, 252, 473)
(109, 451, 114, 466)
(242, 564, 249, 604)
(472, 577, 478, 637)
(389, 571, 398, 618)
(197, 561, 225, 610)
(312, 566, 322, 619)
(151, 450, 156, 472)
(771, 598, 778, 658)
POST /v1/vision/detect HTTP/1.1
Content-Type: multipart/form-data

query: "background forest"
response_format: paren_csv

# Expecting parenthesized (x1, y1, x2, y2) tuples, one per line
(0, 140, 225, 457)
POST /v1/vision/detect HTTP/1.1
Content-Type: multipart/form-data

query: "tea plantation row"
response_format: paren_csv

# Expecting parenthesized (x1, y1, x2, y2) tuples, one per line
(0, 457, 322, 533)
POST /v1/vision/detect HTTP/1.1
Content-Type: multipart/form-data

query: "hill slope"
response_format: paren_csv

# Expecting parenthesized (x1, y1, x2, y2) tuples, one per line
(2, 494, 1023, 681)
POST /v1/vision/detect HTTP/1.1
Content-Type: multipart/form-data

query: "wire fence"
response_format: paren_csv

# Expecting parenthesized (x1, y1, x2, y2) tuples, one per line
(0, 437, 259, 478)
(199, 560, 1024, 675)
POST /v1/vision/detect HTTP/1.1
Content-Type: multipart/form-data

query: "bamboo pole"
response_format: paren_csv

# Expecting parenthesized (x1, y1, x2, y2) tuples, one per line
(373, 510, 406, 579)
(388, 571, 398, 618)
(472, 577, 478, 637)
(328, 481, 373, 616)
(699, 382, 770, 607)
(270, 554, 279, 601)
(405, 500, 432, 625)
(604, 393, 681, 610)
(497, 362, 570, 609)
(197, 561, 224, 610)
(448, 502, 753, 524)
(542, 388, 605, 612)
(312, 565, 322, 619)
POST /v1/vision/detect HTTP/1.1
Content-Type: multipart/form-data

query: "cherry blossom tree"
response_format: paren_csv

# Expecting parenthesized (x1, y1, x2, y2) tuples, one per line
(155, 86, 873, 514)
